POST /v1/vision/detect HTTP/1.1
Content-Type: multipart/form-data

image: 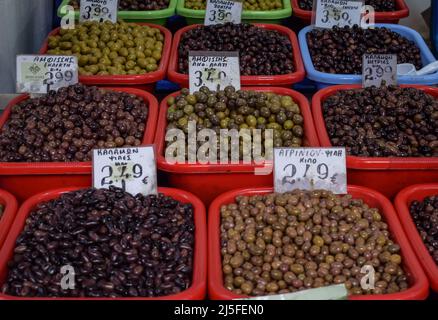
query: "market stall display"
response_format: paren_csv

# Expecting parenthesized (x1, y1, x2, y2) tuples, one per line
(168, 23, 305, 87)
(58, 0, 178, 24)
(299, 24, 438, 88)
(395, 184, 438, 292)
(155, 86, 319, 205)
(291, 0, 409, 24)
(208, 186, 430, 300)
(0, 186, 207, 299)
(40, 22, 172, 91)
(176, 0, 292, 25)
(312, 84, 438, 199)
(0, 85, 158, 202)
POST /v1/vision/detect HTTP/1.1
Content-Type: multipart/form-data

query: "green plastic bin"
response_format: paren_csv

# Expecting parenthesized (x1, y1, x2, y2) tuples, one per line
(176, 0, 292, 24)
(57, 0, 177, 25)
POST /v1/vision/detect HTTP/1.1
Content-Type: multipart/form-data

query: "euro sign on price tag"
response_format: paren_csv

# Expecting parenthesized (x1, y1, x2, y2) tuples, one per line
(16, 55, 78, 94)
(80, 0, 118, 23)
(274, 148, 347, 194)
(92, 146, 158, 196)
(362, 54, 397, 87)
(205, 0, 243, 25)
(189, 51, 241, 93)
(313, 0, 364, 29)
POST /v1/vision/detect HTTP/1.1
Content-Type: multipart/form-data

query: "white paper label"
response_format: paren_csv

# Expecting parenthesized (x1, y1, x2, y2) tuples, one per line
(314, 0, 364, 29)
(80, 0, 118, 23)
(92, 146, 158, 196)
(16, 55, 78, 94)
(274, 148, 347, 194)
(205, 0, 243, 25)
(362, 54, 397, 88)
(189, 51, 241, 93)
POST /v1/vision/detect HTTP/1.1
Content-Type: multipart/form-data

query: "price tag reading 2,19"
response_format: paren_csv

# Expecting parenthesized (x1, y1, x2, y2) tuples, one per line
(189, 51, 241, 93)
(93, 146, 158, 196)
(205, 0, 243, 26)
(362, 54, 397, 88)
(80, 0, 118, 23)
(274, 148, 347, 194)
(313, 0, 364, 29)
(16, 55, 78, 94)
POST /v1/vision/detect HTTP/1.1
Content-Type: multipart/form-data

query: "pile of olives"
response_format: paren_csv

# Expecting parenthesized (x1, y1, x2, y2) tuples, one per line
(220, 190, 409, 297)
(184, 0, 283, 11)
(166, 86, 304, 160)
(69, 0, 170, 11)
(47, 21, 164, 76)
(299, 0, 396, 12)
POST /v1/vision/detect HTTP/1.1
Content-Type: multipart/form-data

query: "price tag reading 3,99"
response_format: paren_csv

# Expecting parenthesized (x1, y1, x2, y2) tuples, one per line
(205, 0, 243, 25)
(80, 0, 118, 23)
(362, 54, 397, 88)
(313, 0, 364, 29)
(16, 55, 78, 94)
(274, 148, 347, 194)
(189, 51, 241, 93)
(93, 146, 158, 196)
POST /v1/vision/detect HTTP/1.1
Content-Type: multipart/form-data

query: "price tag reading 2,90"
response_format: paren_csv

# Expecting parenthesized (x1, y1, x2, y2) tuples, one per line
(189, 51, 241, 93)
(313, 0, 364, 29)
(80, 0, 118, 23)
(16, 55, 78, 94)
(362, 54, 397, 88)
(274, 148, 347, 194)
(93, 146, 158, 196)
(205, 0, 243, 26)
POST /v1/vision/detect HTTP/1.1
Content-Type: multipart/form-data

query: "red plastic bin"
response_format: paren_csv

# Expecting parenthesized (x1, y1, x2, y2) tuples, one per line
(0, 189, 18, 250)
(312, 84, 438, 200)
(208, 185, 429, 300)
(394, 184, 438, 293)
(167, 24, 306, 87)
(0, 87, 158, 203)
(155, 87, 319, 206)
(0, 186, 207, 300)
(291, 0, 410, 24)
(39, 23, 172, 92)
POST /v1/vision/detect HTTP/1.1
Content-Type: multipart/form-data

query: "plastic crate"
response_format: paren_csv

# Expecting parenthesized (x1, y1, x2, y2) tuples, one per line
(0, 186, 207, 300)
(299, 24, 438, 87)
(208, 186, 429, 300)
(0, 88, 159, 203)
(57, 0, 178, 25)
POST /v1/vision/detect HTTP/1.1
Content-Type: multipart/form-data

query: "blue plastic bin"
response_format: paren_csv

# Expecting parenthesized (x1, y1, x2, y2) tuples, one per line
(299, 24, 438, 88)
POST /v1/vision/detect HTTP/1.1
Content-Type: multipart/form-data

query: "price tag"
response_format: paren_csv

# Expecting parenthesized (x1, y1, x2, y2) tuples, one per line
(189, 51, 241, 93)
(313, 0, 364, 29)
(204, 0, 243, 25)
(16, 55, 78, 94)
(362, 54, 397, 88)
(274, 148, 347, 194)
(92, 146, 158, 196)
(80, 0, 118, 23)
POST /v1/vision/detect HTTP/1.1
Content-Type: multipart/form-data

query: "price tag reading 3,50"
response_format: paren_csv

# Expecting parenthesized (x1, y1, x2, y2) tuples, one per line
(80, 0, 118, 23)
(313, 0, 364, 29)
(93, 146, 158, 196)
(189, 51, 241, 93)
(362, 54, 397, 88)
(205, 0, 243, 25)
(16, 55, 78, 94)
(274, 148, 347, 194)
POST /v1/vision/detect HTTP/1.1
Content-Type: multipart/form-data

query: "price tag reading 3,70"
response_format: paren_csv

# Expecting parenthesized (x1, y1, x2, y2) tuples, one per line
(205, 0, 243, 25)
(362, 54, 397, 88)
(80, 0, 118, 23)
(189, 51, 241, 93)
(93, 146, 158, 196)
(274, 148, 347, 194)
(313, 0, 364, 29)
(16, 55, 78, 94)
